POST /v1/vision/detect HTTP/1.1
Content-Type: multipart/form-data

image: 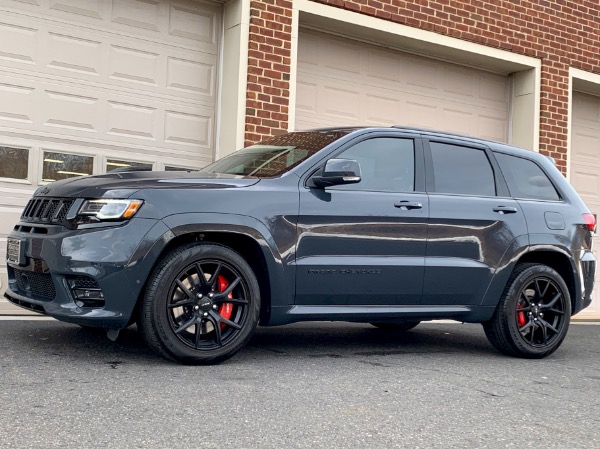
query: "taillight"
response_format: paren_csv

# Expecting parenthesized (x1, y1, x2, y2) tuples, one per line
(583, 213, 597, 232)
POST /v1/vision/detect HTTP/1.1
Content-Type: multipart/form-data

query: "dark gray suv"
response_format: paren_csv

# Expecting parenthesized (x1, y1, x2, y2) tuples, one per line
(5, 127, 597, 364)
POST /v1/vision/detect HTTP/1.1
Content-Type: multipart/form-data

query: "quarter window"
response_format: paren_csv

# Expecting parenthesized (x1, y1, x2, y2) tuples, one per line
(495, 153, 560, 201)
(332, 138, 415, 192)
(0, 146, 29, 180)
(430, 142, 496, 196)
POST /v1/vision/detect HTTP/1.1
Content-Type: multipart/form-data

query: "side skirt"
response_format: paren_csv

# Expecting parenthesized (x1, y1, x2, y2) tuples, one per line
(265, 304, 496, 326)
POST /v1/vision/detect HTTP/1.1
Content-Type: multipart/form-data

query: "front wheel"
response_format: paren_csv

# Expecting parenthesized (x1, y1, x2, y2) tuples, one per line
(138, 243, 260, 365)
(483, 263, 571, 358)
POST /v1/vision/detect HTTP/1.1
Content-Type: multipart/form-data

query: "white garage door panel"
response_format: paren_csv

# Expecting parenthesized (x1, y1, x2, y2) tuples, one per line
(0, 5, 218, 101)
(296, 29, 509, 143)
(0, 0, 222, 314)
(1, 0, 220, 51)
(572, 92, 600, 317)
(0, 73, 215, 158)
(0, 17, 218, 105)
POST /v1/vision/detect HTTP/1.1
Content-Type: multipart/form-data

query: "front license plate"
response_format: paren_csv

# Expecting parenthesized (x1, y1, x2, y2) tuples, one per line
(7, 238, 22, 265)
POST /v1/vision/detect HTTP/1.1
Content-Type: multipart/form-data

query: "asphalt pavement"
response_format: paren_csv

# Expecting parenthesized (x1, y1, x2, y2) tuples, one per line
(1, 319, 599, 449)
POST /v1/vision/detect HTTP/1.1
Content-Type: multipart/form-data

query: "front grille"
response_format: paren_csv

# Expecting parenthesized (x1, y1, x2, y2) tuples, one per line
(21, 198, 74, 224)
(13, 269, 56, 300)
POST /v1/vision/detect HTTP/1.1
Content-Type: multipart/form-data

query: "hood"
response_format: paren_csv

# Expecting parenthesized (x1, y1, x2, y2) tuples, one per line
(33, 171, 261, 199)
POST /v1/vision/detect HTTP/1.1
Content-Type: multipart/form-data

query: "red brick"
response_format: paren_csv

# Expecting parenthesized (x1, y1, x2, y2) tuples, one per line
(243, 0, 600, 173)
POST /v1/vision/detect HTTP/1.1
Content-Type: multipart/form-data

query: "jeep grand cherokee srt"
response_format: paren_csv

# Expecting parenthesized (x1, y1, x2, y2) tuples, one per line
(5, 127, 596, 364)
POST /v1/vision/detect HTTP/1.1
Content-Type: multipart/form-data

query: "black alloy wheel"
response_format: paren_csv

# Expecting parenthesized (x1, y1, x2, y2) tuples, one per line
(483, 263, 571, 358)
(139, 243, 260, 365)
(167, 258, 249, 350)
(514, 276, 567, 347)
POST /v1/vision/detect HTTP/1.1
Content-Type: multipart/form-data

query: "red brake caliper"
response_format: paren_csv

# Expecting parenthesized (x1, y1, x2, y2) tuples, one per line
(217, 275, 234, 330)
(517, 303, 526, 327)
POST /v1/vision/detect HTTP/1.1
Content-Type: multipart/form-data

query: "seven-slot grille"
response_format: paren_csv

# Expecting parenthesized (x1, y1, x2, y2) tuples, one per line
(21, 198, 74, 224)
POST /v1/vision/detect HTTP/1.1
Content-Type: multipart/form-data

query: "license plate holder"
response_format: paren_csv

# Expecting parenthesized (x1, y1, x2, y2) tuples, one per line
(7, 238, 22, 265)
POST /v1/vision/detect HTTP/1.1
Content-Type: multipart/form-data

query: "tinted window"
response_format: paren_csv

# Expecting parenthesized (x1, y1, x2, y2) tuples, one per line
(495, 153, 560, 201)
(332, 138, 415, 192)
(430, 142, 495, 196)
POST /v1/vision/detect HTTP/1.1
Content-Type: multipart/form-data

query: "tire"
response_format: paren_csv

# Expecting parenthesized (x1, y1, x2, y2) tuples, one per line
(483, 263, 571, 359)
(138, 243, 260, 365)
(370, 321, 420, 332)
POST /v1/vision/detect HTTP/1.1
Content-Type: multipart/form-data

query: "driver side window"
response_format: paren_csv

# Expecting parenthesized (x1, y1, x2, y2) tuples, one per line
(331, 138, 415, 192)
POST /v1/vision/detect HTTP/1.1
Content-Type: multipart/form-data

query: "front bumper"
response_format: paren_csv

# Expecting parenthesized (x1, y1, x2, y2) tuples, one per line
(4, 218, 169, 329)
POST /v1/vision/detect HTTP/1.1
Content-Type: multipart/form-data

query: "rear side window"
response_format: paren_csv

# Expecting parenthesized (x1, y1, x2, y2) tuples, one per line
(430, 142, 496, 196)
(495, 153, 560, 201)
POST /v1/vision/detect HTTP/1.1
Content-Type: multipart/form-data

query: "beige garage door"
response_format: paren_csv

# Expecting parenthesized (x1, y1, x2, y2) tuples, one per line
(0, 0, 221, 314)
(296, 29, 509, 142)
(571, 91, 600, 318)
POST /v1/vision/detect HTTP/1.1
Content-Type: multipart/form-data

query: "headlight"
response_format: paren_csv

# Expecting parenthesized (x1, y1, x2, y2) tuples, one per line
(78, 199, 143, 220)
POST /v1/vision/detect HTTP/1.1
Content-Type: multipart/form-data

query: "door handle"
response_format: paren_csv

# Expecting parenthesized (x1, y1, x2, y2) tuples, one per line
(394, 201, 423, 210)
(493, 206, 518, 214)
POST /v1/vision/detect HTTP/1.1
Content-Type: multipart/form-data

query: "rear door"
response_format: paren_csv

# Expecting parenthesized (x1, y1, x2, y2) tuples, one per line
(296, 133, 428, 306)
(422, 138, 528, 305)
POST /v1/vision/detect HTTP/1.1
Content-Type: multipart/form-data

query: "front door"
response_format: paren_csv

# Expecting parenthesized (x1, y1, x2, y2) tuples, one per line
(295, 135, 428, 306)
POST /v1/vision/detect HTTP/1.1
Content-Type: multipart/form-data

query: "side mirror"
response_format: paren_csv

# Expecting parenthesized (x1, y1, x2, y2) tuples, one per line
(311, 158, 361, 188)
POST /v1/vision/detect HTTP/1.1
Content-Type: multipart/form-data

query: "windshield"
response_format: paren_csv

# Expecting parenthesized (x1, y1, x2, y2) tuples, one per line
(200, 131, 349, 177)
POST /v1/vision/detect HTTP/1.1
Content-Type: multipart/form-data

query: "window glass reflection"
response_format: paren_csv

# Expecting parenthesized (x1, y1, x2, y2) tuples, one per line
(332, 138, 415, 192)
(106, 159, 152, 172)
(430, 143, 496, 196)
(42, 151, 93, 182)
(0, 146, 29, 180)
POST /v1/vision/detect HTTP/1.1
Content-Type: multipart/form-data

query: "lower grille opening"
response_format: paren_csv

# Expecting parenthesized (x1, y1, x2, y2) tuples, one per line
(66, 275, 105, 308)
(13, 269, 56, 300)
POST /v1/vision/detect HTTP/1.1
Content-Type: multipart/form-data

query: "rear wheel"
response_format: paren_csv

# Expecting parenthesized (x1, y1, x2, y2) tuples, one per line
(483, 263, 571, 358)
(370, 321, 420, 332)
(138, 243, 260, 365)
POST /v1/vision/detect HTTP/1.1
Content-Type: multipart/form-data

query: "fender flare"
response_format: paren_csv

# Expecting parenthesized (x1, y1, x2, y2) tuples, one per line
(151, 213, 295, 315)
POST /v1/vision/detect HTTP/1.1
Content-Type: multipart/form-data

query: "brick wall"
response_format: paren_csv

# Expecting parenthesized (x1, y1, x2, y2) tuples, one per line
(246, 1, 293, 144)
(246, 0, 600, 171)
